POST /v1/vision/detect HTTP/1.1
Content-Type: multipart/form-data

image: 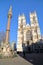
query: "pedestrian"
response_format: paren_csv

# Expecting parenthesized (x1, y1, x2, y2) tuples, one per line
(23, 51, 25, 57)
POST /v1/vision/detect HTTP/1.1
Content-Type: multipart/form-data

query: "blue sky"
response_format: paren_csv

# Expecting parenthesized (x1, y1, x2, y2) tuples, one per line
(0, 0, 43, 43)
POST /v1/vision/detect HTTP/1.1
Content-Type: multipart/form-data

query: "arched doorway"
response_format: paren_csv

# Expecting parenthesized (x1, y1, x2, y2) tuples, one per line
(26, 30, 31, 44)
(26, 30, 31, 53)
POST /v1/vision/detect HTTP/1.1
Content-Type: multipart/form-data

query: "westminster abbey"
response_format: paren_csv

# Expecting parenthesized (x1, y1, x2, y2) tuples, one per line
(17, 11, 41, 52)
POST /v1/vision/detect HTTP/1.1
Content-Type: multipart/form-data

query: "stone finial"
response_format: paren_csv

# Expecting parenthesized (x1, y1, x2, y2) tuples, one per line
(8, 6, 12, 18)
(9, 6, 12, 12)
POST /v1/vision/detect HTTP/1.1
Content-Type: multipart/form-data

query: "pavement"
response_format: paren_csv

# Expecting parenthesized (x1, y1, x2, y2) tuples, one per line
(0, 53, 43, 65)
(0, 55, 32, 65)
(19, 53, 43, 65)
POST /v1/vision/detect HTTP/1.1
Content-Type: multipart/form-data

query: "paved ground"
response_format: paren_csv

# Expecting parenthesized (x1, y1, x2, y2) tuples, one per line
(19, 53, 43, 65)
(0, 53, 43, 65)
(0, 55, 32, 65)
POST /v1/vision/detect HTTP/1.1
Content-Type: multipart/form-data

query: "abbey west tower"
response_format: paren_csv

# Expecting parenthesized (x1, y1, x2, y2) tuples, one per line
(17, 11, 41, 52)
(30, 11, 41, 43)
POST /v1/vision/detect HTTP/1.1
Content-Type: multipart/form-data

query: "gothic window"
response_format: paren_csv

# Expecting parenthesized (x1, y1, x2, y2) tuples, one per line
(32, 16, 36, 24)
(20, 19, 23, 28)
(26, 30, 31, 41)
(34, 29, 37, 33)
(21, 19, 23, 24)
(21, 31, 23, 34)
(34, 35, 37, 39)
(33, 16, 35, 21)
(31, 36, 32, 40)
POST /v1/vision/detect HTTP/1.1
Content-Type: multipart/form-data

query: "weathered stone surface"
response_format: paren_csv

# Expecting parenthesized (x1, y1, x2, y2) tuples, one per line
(0, 43, 14, 57)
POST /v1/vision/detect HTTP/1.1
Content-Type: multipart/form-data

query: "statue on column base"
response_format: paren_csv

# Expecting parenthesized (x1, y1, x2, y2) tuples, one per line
(1, 42, 14, 58)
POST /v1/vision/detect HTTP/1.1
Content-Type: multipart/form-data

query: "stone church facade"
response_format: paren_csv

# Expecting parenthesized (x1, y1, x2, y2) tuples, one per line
(17, 11, 41, 52)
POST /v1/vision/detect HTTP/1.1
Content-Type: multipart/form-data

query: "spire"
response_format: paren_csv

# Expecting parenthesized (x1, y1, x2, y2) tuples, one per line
(9, 6, 12, 13)
(8, 5, 12, 18)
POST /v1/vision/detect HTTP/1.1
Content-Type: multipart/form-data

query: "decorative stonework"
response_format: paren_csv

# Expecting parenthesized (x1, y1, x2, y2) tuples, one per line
(1, 43, 14, 57)
(0, 6, 14, 58)
(17, 11, 41, 52)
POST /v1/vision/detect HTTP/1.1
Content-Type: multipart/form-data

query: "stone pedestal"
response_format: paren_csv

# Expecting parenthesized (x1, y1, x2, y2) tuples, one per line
(1, 43, 14, 57)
